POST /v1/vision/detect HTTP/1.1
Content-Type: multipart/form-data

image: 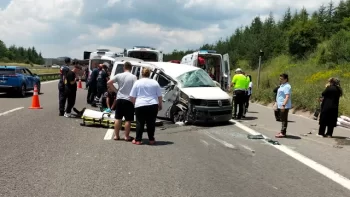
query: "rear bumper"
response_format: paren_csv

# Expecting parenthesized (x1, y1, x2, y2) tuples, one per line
(190, 105, 232, 123)
(0, 85, 19, 92)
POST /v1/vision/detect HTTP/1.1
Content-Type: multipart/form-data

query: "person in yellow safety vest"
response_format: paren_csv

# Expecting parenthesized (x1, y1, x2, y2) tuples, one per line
(242, 72, 251, 117)
(231, 68, 250, 119)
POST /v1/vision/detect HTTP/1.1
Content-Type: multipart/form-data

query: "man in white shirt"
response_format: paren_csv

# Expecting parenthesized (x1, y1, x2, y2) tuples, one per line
(107, 62, 137, 141)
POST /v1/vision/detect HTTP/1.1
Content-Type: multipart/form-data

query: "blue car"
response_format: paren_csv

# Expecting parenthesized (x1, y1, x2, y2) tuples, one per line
(0, 66, 41, 97)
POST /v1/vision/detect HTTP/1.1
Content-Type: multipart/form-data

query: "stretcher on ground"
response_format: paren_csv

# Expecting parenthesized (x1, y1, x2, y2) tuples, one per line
(79, 109, 163, 129)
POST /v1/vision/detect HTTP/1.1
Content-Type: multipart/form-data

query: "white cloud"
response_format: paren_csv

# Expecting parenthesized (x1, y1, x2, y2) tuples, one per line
(107, 0, 121, 7)
(0, 0, 343, 59)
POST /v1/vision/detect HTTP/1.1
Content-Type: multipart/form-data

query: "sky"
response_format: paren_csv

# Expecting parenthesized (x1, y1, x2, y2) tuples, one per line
(0, 0, 340, 59)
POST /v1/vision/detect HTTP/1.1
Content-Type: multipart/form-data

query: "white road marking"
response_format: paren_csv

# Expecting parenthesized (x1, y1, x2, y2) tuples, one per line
(104, 129, 114, 140)
(239, 144, 255, 153)
(204, 131, 236, 149)
(200, 139, 209, 146)
(231, 119, 350, 191)
(0, 107, 24, 116)
(41, 79, 59, 84)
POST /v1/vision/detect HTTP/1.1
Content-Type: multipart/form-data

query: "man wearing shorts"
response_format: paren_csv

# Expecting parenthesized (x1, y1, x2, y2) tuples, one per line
(107, 61, 136, 141)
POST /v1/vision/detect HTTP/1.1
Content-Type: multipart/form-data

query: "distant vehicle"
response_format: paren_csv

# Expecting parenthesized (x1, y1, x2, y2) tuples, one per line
(125, 46, 163, 62)
(88, 49, 123, 73)
(0, 66, 41, 97)
(180, 50, 231, 91)
(168, 60, 180, 64)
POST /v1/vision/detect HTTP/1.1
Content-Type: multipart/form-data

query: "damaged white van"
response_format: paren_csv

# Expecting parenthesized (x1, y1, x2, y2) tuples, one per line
(113, 61, 232, 124)
(180, 50, 231, 91)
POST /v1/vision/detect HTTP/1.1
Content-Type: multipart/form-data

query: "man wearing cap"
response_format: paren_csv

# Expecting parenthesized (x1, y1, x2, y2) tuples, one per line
(58, 58, 71, 116)
(231, 68, 249, 119)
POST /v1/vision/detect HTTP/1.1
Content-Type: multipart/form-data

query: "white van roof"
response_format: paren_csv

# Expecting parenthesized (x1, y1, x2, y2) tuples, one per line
(113, 57, 144, 62)
(142, 62, 199, 79)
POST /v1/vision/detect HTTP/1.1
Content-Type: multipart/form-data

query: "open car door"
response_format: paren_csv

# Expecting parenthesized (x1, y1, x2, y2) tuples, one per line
(152, 69, 178, 119)
(222, 53, 231, 91)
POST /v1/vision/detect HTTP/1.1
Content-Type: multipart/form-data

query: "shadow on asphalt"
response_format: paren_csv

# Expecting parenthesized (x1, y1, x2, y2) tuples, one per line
(285, 135, 302, 140)
(195, 121, 235, 128)
(0, 92, 43, 98)
(242, 116, 258, 120)
(247, 111, 259, 114)
(334, 136, 350, 145)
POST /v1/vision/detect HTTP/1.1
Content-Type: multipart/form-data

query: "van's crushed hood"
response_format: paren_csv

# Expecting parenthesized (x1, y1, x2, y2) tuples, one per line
(180, 87, 231, 100)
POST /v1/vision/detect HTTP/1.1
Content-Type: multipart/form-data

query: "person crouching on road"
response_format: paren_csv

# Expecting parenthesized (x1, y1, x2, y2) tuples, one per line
(58, 58, 71, 116)
(318, 78, 342, 138)
(107, 61, 136, 142)
(231, 68, 248, 119)
(129, 67, 163, 145)
(64, 64, 82, 118)
(101, 85, 117, 113)
(275, 73, 292, 138)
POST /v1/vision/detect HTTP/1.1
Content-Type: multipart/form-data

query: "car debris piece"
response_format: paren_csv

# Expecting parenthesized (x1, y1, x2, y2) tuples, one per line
(247, 134, 264, 139)
(265, 139, 280, 145)
(333, 145, 343, 149)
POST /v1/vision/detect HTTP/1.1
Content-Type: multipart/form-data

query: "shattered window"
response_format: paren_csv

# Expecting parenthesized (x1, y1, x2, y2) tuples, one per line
(176, 69, 216, 88)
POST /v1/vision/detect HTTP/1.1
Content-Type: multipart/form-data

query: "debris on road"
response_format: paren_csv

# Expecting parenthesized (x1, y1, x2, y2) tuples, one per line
(265, 139, 280, 145)
(333, 145, 343, 149)
(247, 134, 264, 139)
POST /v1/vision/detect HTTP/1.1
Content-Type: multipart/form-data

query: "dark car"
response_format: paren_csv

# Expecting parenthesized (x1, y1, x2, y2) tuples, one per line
(0, 66, 41, 97)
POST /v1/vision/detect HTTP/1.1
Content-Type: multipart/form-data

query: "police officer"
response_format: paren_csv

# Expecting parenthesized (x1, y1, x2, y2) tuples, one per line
(58, 58, 71, 116)
(231, 68, 249, 119)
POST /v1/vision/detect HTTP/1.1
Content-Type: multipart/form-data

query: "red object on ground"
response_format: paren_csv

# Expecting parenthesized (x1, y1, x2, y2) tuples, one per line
(29, 85, 42, 109)
(78, 78, 82, 89)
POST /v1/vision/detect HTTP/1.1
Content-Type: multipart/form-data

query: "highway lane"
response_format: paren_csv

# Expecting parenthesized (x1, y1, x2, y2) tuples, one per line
(0, 81, 349, 196)
(239, 103, 350, 179)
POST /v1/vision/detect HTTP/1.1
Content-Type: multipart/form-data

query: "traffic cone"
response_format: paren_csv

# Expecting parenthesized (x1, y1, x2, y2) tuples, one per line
(29, 85, 42, 109)
(78, 78, 82, 89)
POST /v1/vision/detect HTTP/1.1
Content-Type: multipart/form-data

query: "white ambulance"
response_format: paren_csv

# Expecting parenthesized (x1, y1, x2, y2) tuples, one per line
(180, 50, 231, 91)
(125, 46, 163, 62)
(88, 49, 122, 73)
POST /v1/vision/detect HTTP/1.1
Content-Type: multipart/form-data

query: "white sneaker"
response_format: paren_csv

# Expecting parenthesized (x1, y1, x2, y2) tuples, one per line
(316, 134, 324, 138)
(64, 112, 73, 118)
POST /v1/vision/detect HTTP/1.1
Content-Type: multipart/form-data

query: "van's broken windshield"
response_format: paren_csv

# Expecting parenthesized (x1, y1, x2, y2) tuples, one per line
(176, 69, 216, 88)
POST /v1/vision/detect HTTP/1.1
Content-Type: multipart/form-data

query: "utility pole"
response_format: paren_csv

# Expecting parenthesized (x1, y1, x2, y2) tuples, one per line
(257, 50, 264, 89)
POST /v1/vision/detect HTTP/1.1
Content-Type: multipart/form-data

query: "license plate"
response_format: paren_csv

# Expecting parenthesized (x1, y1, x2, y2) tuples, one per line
(0, 80, 6, 83)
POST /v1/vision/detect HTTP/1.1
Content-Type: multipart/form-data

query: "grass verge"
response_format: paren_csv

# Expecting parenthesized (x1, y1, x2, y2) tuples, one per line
(242, 55, 350, 116)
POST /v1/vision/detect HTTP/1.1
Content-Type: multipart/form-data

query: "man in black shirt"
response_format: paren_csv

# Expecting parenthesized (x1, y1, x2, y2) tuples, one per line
(64, 64, 82, 118)
(58, 58, 71, 116)
(88, 62, 99, 106)
(95, 63, 109, 104)
(84, 66, 89, 89)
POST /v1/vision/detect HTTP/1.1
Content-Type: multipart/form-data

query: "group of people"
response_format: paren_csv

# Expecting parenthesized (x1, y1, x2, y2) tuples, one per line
(230, 68, 253, 119)
(84, 61, 163, 145)
(231, 69, 343, 139)
(272, 74, 342, 138)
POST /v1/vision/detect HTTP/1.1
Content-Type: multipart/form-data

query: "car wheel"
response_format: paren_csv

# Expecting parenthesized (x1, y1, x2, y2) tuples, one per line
(18, 84, 26, 97)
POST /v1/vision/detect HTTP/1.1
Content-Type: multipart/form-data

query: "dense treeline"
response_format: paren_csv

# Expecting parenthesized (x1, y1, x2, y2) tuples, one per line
(164, 0, 350, 69)
(0, 40, 44, 65)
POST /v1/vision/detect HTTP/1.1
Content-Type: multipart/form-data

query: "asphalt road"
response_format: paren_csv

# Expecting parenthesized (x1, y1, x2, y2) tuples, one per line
(0, 81, 349, 197)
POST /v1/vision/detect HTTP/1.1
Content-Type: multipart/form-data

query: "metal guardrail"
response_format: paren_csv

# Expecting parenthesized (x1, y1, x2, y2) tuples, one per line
(38, 73, 60, 81)
(37, 73, 86, 82)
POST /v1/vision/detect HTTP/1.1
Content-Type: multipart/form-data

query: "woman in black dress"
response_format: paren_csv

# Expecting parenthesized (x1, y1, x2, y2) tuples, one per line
(318, 78, 343, 138)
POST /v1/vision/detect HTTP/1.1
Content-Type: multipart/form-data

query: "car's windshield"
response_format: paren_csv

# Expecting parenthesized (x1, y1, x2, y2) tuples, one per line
(176, 69, 216, 88)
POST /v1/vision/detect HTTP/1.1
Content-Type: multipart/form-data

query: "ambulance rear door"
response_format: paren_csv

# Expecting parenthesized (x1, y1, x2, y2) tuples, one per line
(222, 53, 231, 91)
